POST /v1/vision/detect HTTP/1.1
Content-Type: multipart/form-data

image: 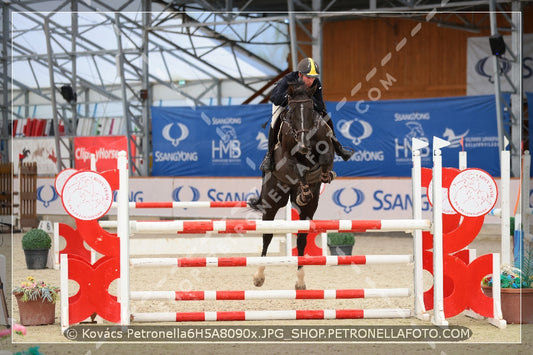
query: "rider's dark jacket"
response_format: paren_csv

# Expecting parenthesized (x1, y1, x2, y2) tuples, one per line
(269, 71, 327, 115)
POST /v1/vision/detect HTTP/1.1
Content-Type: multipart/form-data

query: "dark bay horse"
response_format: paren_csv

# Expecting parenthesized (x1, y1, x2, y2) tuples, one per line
(248, 78, 336, 290)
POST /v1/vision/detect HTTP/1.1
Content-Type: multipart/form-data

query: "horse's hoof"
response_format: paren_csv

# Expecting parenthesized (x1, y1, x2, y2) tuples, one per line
(296, 193, 313, 206)
(296, 195, 307, 206)
(253, 276, 265, 287)
(321, 172, 332, 183)
(295, 283, 306, 290)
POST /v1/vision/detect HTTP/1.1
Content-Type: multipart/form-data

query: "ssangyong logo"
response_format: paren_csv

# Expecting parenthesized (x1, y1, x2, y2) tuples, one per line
(162, 122, 189, 147)
(336, 118, 372, 146)
(37, 185, 59, 208)
(332, 187, 365, 213)
(475, 56, 511, 83)
(173, 186, 200, 202)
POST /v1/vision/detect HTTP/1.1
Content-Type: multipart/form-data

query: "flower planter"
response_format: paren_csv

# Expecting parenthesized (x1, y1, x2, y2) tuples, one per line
(23, 249, 49, 269)
(14, 293, 56, 326)
(328, 244, 353, 256)
(482, 286, 533, 324)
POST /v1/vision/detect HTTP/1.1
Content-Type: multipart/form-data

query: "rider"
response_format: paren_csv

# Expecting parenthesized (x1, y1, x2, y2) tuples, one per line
(260, 57, 354, 172)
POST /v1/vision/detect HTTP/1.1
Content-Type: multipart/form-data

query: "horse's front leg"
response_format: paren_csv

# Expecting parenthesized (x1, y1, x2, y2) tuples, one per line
(295, 232, 307, 290)
(296, 176, 313, 206)
(253, 233, 273, 287)
(319, 141, 336, 183)
(320, 166, 336, 183)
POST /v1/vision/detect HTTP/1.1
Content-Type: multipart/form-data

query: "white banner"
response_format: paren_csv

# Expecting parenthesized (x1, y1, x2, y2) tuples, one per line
(31, 176, 519, 225)
(467, 33, 533, 95)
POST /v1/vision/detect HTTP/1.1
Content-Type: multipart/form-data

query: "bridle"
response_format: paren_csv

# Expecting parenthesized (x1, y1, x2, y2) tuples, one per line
(284, 97, 317, 140)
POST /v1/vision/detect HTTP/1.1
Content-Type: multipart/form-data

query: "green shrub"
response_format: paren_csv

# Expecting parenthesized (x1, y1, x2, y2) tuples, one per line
(21, 229, 51, 250)
(327, 232, 355, 246)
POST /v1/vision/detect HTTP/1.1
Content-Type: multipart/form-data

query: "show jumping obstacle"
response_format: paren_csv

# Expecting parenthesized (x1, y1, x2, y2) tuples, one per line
(59, 137, 507, 332)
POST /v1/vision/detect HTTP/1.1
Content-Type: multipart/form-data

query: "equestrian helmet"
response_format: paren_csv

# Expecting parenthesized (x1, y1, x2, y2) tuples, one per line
(297, 57, 319, 77)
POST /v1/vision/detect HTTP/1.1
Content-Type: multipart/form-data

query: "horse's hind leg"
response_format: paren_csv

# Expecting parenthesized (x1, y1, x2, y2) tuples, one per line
(295, 232, 307, 290)
(252, 181, 286, 287)
(253, 232, 273, 287)
(293, 187, 320, 290)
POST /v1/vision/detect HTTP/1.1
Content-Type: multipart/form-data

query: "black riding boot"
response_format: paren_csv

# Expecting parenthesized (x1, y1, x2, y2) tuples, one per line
(324, 116, 354, 161)
(259, 119, 281, 172)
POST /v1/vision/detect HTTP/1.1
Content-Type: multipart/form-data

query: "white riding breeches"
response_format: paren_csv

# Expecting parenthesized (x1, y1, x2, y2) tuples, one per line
(271, 105, 283, 128)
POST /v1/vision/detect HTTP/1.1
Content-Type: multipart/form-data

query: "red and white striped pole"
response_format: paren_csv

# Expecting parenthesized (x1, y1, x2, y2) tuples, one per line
(126, 218, 430, 234)
(112, 201, 249, 209)
(130, 288, 410, 301)
(129, 254, 413, 267)
(131, 308, 412, 322)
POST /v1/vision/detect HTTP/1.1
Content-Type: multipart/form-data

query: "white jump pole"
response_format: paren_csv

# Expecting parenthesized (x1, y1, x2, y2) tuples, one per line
(53, 222, 60, 270)
(459, 151, 467, 170)
(500, 149, 511, 265)
(60, 253, 69, 332)
(117, 151, 130, 325)
(411, 138, 429, 320)
(431, 136, 449, 326)
(522, 151, 531, 245)
(285, 201, 292, 256)
(90, 153, 97, 264)
(489, 253, 506, 328)
(321, 232, 328, 256)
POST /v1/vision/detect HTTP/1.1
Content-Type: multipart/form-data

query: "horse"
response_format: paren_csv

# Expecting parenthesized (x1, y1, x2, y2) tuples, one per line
(248, 78, 336, 290)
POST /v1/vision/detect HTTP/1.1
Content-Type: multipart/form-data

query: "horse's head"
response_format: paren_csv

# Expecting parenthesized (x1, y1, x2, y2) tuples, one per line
(286, 79, 317, 155)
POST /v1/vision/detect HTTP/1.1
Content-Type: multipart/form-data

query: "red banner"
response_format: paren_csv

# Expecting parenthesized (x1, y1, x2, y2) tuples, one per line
(74, 136, 135, 172)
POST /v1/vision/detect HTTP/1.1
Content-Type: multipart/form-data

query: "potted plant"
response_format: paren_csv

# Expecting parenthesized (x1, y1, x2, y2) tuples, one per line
(13, 276, 59, 326)
(482, 246, 533, 324)
(21, 228, 51, 269)
(327, 232, 355, 256)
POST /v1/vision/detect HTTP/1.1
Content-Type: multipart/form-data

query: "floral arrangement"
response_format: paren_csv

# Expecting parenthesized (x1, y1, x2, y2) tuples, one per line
(0, 324, 27, 340)
(483, 246, 533, 289)
(15, 347, 43, 355)
(13, 276, 59, 303)
(482, 264, 533, 289)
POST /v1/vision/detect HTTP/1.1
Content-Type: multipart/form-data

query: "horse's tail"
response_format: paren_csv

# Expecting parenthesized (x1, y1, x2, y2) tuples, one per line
(247, 196, 262, 212)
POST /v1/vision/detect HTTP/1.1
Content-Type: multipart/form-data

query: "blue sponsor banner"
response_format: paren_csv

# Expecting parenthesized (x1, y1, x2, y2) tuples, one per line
(327, 95, 501, 177)
(152, 95, 502, 177)
(151, 104, 271, 176)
